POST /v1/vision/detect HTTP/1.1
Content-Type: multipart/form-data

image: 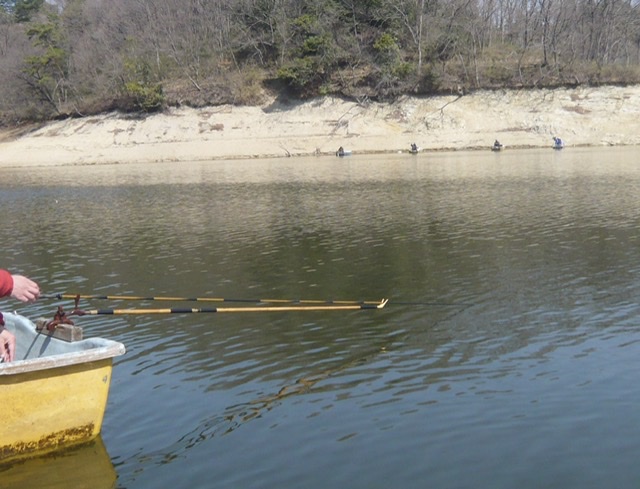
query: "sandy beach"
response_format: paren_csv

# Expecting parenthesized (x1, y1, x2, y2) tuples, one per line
(1, 85, 640, 167)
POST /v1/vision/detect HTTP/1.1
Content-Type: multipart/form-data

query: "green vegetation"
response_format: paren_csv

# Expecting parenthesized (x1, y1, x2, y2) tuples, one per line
(1, 0, 640, 125)
(23, 17, 69, 114)
(121, 59, 165, 112)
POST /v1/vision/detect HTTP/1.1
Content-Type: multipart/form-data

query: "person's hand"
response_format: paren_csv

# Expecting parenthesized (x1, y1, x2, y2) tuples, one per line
(10, 275, 40, 302)
(0, 327, 15, 362)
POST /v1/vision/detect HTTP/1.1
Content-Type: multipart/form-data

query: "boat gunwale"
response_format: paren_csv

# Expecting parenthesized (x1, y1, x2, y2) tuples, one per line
(0, 313, 125, 376)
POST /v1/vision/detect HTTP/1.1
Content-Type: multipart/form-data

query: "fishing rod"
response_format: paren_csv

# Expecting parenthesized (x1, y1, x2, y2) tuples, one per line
(43, 293, 382, 305)
(43, 294, 471, 307)
(71, 299, 388, 315)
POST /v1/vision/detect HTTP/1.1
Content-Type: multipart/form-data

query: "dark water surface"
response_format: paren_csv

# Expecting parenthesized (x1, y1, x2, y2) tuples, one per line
(2, 148, 640, 488)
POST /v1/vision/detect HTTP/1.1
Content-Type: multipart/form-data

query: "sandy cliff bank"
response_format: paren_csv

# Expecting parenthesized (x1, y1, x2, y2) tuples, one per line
(1, 85, 639, 168)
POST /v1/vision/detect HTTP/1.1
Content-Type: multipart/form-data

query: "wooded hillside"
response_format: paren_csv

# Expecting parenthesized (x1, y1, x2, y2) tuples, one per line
(1, 0, 640, 125)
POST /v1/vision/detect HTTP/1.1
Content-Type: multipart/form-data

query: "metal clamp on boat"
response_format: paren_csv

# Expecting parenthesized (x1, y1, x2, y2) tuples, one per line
(34, 304, 83, 342)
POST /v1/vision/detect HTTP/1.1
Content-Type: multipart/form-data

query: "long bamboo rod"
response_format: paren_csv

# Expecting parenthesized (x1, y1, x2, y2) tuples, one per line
(75, 299, 388, 315)
(44, 293, 383, 306)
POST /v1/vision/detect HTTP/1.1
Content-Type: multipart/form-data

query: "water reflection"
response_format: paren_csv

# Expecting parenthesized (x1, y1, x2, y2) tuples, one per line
(0, 437, 116, 489)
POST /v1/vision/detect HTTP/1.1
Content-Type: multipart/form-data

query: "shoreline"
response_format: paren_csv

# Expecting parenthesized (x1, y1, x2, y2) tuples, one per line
(1, 85, 640, 168)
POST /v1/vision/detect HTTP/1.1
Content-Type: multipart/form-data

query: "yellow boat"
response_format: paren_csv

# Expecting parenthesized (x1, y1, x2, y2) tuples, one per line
(0, 312, 125, 462)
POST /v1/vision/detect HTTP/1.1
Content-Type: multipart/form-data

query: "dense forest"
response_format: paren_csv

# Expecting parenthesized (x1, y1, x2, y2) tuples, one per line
(1, 0, 640, 125)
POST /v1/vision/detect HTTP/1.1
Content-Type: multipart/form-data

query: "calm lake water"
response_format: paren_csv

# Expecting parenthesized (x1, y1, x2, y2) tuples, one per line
(2, 147, 640, 488)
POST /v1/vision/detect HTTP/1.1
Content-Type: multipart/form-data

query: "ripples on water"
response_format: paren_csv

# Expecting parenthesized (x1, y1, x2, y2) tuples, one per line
(3, 148, 640, 488)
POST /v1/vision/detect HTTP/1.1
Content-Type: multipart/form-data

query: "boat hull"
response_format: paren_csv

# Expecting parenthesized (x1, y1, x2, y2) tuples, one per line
(0, 313, 125, 462)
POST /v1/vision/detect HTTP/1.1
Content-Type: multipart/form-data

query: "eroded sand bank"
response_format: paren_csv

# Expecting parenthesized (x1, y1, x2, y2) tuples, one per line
(1, 85, 639, 168)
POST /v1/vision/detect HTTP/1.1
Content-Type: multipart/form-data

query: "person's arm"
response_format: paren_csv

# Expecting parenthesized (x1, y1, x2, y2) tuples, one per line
(0, 270, 39, 364)
(0, 313, 14, 362)
(0, 269, 13, 297)
(0, 270, 40, 302)
(0, 328, 15, 362)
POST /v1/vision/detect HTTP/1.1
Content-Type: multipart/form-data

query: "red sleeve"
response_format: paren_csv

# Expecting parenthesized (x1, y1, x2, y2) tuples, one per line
(0, 270, 14, 297)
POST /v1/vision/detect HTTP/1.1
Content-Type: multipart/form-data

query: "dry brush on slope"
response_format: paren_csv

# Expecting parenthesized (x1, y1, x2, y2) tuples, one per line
(2, 0, 640, 126)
